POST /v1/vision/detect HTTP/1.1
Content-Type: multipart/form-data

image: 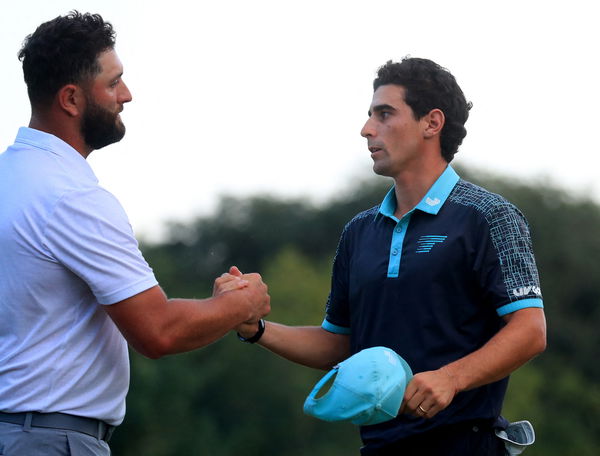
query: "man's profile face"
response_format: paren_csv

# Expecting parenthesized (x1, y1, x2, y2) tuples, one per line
(80, 49, 132, 150)
(360, 85, 426, 178)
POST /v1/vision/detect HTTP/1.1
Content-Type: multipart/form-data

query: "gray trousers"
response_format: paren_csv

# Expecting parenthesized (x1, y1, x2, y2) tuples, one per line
(0, 422, 110, 456)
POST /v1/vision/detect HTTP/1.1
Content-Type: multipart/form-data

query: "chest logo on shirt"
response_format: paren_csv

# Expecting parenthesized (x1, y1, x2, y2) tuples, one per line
(416, 235, 447, 253)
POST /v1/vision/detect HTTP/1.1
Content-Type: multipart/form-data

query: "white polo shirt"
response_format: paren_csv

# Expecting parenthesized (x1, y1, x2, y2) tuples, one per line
(0, 127, 158, 425)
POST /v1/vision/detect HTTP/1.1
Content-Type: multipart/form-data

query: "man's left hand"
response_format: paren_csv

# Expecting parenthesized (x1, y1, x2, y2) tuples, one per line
(399, 367, 459, 419)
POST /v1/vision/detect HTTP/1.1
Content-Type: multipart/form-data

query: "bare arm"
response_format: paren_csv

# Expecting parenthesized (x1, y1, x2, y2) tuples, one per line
(105, 272, 270, 359)
(228, 265, 350, 370)
(401, 307, 546, 418)
(239, 321, 351, 371)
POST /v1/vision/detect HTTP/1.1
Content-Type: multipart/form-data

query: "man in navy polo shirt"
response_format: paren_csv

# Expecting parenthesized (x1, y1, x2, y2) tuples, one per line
(233, 57, 546, 455)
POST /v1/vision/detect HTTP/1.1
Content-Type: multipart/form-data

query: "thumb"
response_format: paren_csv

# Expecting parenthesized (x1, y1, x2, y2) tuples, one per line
(229, 265, 243, 277)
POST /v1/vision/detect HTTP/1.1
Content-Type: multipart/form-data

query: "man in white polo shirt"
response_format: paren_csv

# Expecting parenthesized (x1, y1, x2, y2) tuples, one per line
(0, 11, 270, 456)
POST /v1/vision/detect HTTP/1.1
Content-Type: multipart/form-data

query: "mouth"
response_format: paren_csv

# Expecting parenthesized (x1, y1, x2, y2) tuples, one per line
(368, 145, 384, 155)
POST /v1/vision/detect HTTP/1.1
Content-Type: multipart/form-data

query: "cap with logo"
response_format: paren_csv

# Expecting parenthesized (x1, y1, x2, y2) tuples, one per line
(303, 346, 412, 426)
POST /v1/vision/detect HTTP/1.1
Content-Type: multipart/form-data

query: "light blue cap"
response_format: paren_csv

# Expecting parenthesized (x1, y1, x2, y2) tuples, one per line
(303, 346, 412, 426)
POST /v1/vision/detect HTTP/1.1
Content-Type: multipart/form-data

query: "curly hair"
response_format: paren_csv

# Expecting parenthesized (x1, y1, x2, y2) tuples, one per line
(18, 11, 116, 108)
(373, 58, 472, 163)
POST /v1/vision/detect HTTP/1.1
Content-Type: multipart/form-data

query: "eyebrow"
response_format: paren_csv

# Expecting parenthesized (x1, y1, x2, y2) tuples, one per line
(107, 72, 124, 84)
(368, 103, 396, 117)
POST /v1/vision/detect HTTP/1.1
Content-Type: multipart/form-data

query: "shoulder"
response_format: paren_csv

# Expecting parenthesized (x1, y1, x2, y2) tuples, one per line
(448, 179, 526, 224)
(48, 185, 131, 234)
(343, 205, 380, 232)
(57, 185, 124, 211)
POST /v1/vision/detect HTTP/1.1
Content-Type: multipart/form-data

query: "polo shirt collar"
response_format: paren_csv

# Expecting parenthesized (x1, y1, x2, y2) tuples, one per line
(15, 127, 98, 184)
(378, 165, 460, 218)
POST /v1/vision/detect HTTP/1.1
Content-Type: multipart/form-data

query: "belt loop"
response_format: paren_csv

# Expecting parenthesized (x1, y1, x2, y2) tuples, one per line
(105, 426, 114, 442)
(23, 412, 33, 432)
(96, 421, 105, 440)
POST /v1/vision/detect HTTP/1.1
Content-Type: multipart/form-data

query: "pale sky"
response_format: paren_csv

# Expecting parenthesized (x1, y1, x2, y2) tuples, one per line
(1, 0, 598, 241)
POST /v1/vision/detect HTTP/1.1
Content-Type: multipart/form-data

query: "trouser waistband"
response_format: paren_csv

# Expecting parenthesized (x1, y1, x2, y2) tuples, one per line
(361, 418, 501, 455)
(0, 411, 115, 442)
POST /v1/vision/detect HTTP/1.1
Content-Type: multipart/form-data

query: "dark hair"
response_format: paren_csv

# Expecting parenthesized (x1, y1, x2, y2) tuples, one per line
(18, 11, 116, 107)
(373, 57, 472, 162)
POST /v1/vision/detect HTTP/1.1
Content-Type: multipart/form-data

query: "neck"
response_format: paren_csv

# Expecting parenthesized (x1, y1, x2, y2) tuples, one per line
(392, 158, 448, 218)
(29, 112, 91, 159)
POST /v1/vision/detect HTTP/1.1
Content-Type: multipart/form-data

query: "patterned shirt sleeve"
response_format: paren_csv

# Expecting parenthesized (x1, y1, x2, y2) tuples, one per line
(475, 198, 544, 316)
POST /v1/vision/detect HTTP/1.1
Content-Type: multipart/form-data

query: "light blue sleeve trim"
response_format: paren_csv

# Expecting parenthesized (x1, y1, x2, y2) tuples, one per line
(321, 319, 351, 335)
(497, 298, 544, 317)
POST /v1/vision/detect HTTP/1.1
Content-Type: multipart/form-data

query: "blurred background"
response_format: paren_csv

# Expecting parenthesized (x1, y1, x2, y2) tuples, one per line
(1, 0, 599, 454)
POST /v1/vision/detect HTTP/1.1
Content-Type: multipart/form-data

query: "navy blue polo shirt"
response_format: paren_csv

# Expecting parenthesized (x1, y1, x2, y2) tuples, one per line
(322, 166, 543, 447)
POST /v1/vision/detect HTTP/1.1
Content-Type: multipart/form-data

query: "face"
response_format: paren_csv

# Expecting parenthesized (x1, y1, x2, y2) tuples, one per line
(80, 49, 132, 150)
(360, 85, 427, 178)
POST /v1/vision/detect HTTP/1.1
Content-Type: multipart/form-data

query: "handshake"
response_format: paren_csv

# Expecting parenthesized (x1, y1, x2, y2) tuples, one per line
(212, 266, 270, 339)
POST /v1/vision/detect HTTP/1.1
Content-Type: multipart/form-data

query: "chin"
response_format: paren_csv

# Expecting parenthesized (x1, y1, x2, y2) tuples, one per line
(372, 162, 390, 177)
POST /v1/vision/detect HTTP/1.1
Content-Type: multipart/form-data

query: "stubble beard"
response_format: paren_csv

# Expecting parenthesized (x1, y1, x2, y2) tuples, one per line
(372, 155, 393, 178)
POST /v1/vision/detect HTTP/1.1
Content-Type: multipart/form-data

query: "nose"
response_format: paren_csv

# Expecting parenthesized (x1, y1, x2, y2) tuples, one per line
(119, 80, 133, 104)
(361, 117, 375, 138)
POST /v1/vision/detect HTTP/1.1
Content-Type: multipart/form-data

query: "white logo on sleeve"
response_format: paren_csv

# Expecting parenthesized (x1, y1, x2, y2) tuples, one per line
(512, 286, 542, 297)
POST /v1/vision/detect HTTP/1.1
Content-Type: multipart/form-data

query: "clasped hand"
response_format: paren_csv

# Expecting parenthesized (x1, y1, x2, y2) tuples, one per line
(213, 266, 270, 334)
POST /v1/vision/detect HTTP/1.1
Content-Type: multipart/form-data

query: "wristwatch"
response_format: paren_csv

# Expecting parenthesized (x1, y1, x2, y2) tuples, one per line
(237, 319, 265, 344)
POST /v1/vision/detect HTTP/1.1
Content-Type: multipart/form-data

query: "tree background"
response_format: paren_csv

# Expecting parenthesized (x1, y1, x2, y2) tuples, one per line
(109, 167, 599, 455)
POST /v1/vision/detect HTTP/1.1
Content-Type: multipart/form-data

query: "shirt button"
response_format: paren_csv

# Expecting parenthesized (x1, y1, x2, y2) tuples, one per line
(392, 249, 398, 255)
(396, 226, 403, 233)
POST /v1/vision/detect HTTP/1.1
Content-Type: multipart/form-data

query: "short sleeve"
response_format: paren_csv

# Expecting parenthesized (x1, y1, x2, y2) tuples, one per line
(43, 187, 158, 304)
(322, 223, 352, 334)
(475, 201, 544, 316)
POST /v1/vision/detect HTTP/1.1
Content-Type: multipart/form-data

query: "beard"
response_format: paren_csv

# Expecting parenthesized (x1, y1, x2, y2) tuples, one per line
(81, 96, 126, 151)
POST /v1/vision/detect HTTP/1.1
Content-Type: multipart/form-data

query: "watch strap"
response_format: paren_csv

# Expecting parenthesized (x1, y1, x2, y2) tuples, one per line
(237, 319, 265, 344)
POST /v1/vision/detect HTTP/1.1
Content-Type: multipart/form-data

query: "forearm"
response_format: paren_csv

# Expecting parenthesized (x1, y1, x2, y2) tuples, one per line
(401, 307, 546, 418)
(255, 322, 351, 370)
(443, 307, 547, 392)
(107, 284, 268, 359)
(157, 293, 255, 355)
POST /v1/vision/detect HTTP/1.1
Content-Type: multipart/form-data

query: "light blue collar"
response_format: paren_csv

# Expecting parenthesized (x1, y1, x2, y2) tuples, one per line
(378, 165, 460, 219)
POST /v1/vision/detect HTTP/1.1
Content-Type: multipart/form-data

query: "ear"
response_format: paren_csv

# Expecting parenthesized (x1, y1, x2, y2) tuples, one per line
(56, 84, 85, 117)
(422, 108, 445, 139)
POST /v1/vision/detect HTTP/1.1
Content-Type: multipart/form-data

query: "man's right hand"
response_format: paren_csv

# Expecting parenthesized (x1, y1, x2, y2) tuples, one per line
(212, 265, 270, 322)
(212, 266, 248, 296)
(237, 271, 270, 323)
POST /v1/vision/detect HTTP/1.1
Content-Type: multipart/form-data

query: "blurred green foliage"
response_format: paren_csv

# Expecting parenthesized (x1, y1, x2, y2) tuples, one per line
(110, 168, 599, 455)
